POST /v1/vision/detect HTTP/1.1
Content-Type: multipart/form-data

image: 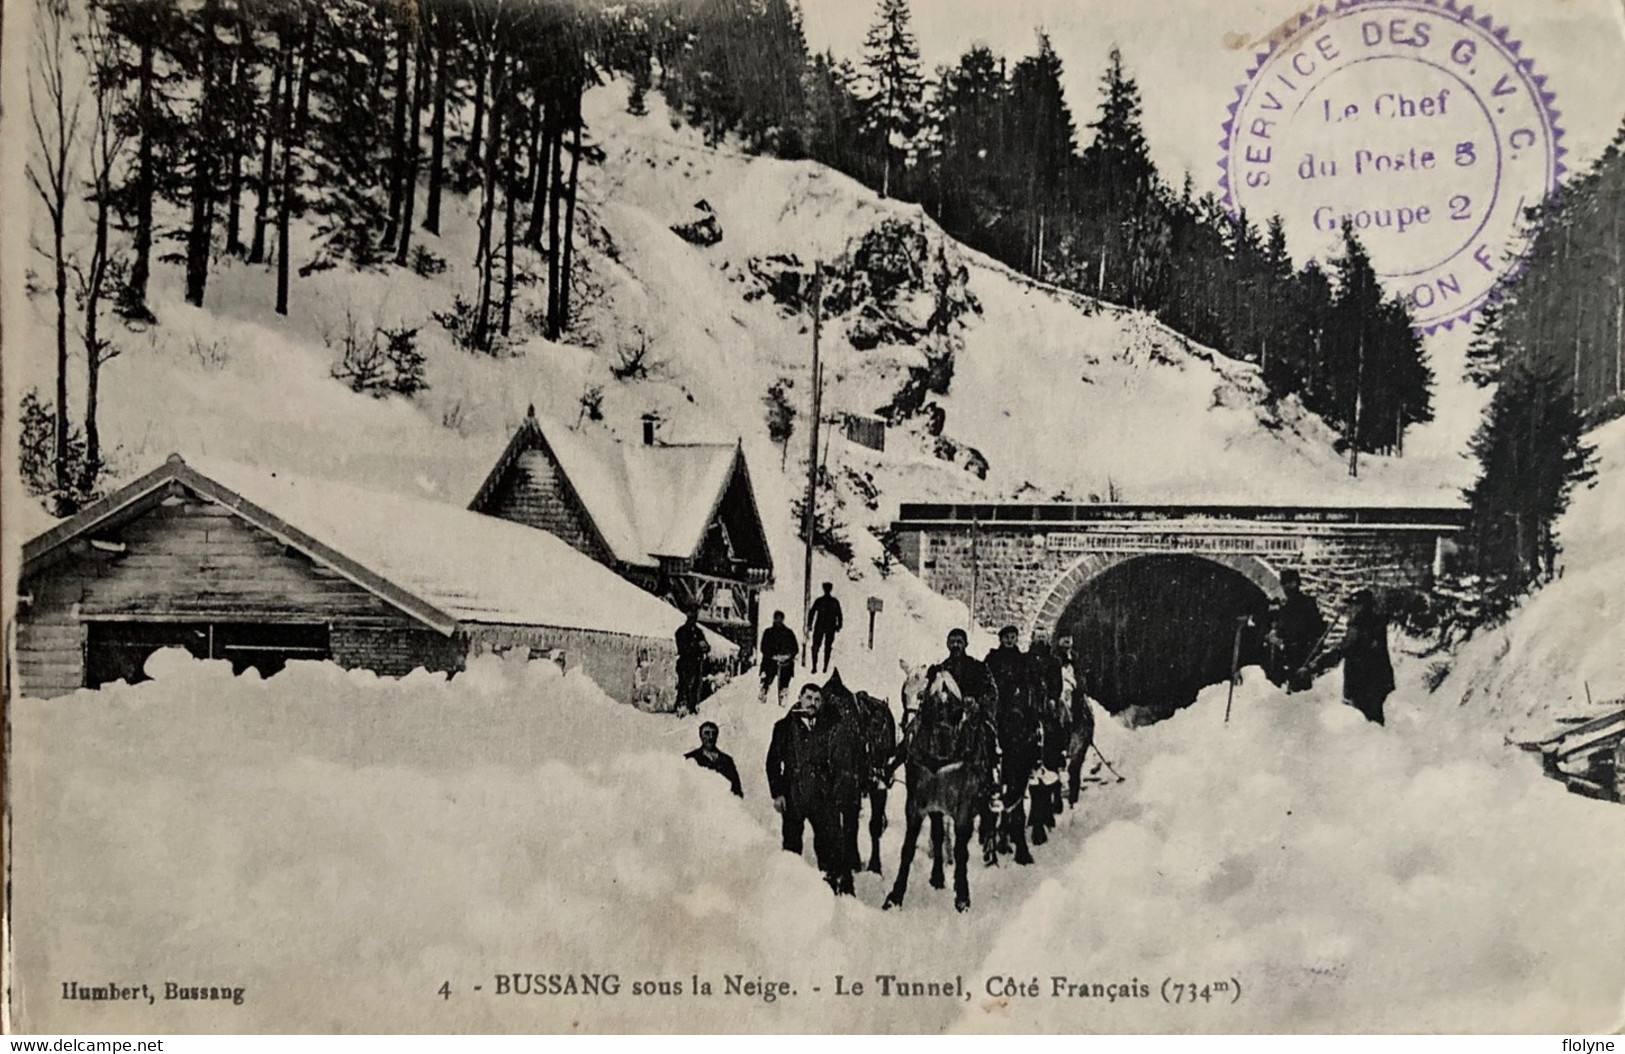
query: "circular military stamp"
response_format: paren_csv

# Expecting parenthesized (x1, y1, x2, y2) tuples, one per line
(1220, 0, 1565, 333)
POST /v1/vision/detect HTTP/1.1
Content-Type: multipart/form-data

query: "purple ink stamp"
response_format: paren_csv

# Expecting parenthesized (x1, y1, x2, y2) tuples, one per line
(1220, 0, 1566, 333)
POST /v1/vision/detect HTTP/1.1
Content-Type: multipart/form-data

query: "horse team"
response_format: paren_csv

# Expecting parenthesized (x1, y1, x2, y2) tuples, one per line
(763, 625, 1099, 913)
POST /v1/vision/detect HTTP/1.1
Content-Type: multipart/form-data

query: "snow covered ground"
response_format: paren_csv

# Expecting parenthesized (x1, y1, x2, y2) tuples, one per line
(6, 79, 1624, 1034)
(10, 598, 1624, 1033)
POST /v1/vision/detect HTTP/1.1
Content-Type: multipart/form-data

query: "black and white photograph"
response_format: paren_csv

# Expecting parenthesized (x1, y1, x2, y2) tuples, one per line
(1, 0, 1623, 1035)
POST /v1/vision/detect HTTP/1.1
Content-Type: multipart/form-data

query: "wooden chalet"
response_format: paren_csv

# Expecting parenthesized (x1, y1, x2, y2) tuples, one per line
(14, 455, 733, 709)
(469, 409, 774, 656)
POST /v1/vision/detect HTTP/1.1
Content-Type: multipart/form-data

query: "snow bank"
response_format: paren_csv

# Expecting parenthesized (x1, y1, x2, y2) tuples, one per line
(13, 642, 1624, 1033)
(963, 668, 1625, 1033)
(1440, 416, 1625, 737)
(8, 653, 868, 1033)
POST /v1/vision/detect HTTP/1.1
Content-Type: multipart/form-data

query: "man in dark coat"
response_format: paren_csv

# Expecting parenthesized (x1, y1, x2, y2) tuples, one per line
(813, 673, 867, 894)
(1332, 589, 1395, 725)
(1058, 633, 1098, 806)
(984, 626, 1038, 866)
(685, 721, 743, 797)
(933, 628, 995, 709)
(807, 582, 844, 674)
(1266, 569, 1326, 691)
(766, 683, 854, 894)
(766, 685, 823, 854)
(1027, 635, 1067, 839)
(924, 628, 1002, 864)
(758, 610, 799, 706)
(674, 609, 710, 716)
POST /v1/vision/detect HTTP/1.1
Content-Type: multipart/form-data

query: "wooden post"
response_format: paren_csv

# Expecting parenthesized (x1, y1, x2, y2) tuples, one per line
(968, 512, 981, 630)
(866, 596, 883, 650)
(801, 264, 823, 657)
(1223, 616, 1247, 724)
(1348, 326, 1365, 478)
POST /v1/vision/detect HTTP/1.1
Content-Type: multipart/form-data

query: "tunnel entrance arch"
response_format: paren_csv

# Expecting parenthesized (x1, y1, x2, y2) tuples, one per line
(1042, 553, 1279, 720)
(891, 501, 1463, 720)
(1026, 550, 1284, 645)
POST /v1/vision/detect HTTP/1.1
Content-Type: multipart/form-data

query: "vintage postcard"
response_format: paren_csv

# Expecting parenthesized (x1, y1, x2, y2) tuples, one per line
(3, 0, 1623, 1035)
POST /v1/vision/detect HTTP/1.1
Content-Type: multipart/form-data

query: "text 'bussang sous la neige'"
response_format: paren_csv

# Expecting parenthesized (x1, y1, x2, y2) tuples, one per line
(485, 973, 1194, 1004)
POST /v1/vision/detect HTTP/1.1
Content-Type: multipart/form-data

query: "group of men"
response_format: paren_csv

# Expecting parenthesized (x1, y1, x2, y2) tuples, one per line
(673, 583, 846, 716)
(679, 570, 1399, 899)
(929, 625, 1101, 868)
(758, 583, 846, 705)
(681, 678, 869, 894)
(763, 680, 869, 894)
(1263, 569, 1395, 726)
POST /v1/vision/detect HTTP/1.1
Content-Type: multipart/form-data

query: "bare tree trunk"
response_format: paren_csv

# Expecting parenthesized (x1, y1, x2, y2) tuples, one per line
(26, 1, 81, 511)
(525, 102, 554, 248)
(185, 0, 222, 307)
(526, 90, 542, 198)
(472, 54, 505, 351)
(249, 55, 283, 264)
(424, 23, 448, 234)
(558, 109, 583, 332)
(225, 22, 253, 257)
(124, 35, 155, 319)
(382, 16, 409, 251)
(468, 47, 487, 180)
(546, 106, 565, 337)
(276, 18, 310, 316)
(396, 33, 425, 266)
(82, 11, 127, 495)
(500, 133, 517, 336)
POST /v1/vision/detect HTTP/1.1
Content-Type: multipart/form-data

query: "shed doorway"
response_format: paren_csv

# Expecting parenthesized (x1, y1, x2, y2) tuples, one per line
(85, 622, 331, 687)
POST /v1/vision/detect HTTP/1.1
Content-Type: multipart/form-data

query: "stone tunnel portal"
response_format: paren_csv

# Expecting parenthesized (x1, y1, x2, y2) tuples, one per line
(1056, 554, 1274, 722)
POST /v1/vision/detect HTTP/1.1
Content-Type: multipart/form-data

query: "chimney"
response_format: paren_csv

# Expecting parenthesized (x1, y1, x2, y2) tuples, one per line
(641, 413, 659, 446)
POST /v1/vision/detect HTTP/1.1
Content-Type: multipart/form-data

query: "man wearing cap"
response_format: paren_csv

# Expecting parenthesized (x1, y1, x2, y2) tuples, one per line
(1057, 633, 1099, 807)
(685, 721, 743, 797)
(1266, 568, 1325, 691)
(758, 610, 799, 706)
(674, 608, 710, 716)
(984, 626, 1039, 866)
(1027, 633, 1067, 838)
(807, 582, 844, 674)
(932, 628, 995, 709)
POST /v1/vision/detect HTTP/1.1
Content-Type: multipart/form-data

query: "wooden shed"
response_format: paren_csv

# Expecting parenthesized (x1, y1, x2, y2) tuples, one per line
(14, 455, 732, 708)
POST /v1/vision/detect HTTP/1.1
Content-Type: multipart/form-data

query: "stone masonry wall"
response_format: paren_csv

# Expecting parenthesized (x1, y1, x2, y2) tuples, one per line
(905, 526, 1441, 641)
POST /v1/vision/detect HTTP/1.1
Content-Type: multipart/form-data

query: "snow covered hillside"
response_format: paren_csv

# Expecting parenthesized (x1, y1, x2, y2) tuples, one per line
(8, 81, 1467, 542)
(1435, 416, 1625, 738)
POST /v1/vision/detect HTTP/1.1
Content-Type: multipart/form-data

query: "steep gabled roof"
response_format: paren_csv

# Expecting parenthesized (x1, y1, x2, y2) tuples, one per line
(471, 409, 768, 570)
(22, 455, 735, 651)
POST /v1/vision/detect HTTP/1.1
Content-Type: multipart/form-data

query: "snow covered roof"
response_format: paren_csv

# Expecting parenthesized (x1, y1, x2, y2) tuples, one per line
(21, 455, 735, 652)
(471, 409, 757, 569)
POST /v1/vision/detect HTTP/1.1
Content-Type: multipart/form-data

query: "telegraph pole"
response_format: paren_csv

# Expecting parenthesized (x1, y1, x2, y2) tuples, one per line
(801, 264, 823, 649)
(1349, 324, 1366, 478)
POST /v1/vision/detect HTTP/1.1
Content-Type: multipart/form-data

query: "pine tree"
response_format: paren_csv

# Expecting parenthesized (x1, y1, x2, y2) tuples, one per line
(1464, 359, 1596, 584)
(859, 0, 923, 199)
(1316, 227, 1432, 465)
(1007, 32, 1074, 277)
(1077, 46, 1159, 305)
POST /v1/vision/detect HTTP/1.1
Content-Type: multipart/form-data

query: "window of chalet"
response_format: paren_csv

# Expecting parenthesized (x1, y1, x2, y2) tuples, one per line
(85, 622, 331, 687)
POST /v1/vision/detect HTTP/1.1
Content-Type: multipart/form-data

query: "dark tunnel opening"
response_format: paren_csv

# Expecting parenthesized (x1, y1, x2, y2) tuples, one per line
(1057, 555, 1273, 724)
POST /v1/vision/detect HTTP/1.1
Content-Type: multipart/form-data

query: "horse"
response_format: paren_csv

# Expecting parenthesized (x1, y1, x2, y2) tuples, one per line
(883, 663, 997, 913)
(818, 670, 899, 876)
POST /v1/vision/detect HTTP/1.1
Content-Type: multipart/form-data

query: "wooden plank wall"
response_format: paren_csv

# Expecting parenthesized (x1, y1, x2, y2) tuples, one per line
(479, 450, 613, 565)
(17, 495, 422, 698)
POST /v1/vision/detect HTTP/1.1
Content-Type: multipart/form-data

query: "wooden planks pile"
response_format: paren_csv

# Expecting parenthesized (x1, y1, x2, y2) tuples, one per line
(1515, 703, 1625, 803)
